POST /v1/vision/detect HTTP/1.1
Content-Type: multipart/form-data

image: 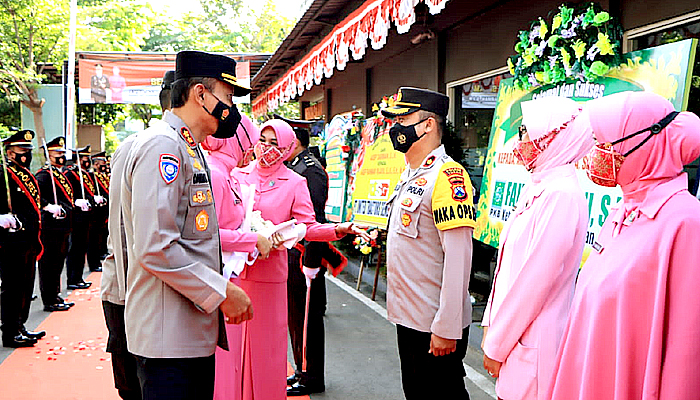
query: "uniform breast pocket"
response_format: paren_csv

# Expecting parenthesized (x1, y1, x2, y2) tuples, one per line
(182, 185, 217, 240)
(396, 193, 421, 238)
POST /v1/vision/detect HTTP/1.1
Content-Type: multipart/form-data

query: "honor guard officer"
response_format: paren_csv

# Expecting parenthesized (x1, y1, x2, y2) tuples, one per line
(64, 145, 99, 290)
(280, 116, 330, 396)
(35, 137, 75, 312)
(101, 69, 173, 400)
(381, 88, 476, 400)
(88, 150, 109, 271)
(0, 129, 47, 347)
(119, 51, 253, 400)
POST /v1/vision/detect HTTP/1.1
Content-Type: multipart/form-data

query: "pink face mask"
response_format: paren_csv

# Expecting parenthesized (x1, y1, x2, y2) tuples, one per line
(256, 142, 286, 168)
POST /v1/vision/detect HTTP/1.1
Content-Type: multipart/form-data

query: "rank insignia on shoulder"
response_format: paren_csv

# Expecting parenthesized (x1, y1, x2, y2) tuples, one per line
(180, 127, 197, 148)
(195, 209, 209, 231)
(193, 160, 203, 171)
(401, 213, 412, 227)
(159, 154, 180, 184)
(414, 178, 427, 186)
(423, 156, 436, 168)
(187, 148, 197, 157)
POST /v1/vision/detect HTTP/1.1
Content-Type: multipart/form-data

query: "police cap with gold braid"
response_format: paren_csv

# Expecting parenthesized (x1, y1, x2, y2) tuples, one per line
(2, 129, 35, 149)
(42, 136, 67, 152)
(381, 87, 449, 118)
(175, 51, 251, 97)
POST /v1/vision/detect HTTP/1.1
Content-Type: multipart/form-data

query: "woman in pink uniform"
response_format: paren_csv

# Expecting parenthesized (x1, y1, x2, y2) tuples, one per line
(548, 91, 700, 400)
(201, 114, 270, 400)
(481, 96, 593, 400)
(232, 119, 362, 400)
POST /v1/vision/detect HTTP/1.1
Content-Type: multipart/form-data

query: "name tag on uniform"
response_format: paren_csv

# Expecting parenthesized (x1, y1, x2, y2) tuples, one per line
(193, 172, 209, 184)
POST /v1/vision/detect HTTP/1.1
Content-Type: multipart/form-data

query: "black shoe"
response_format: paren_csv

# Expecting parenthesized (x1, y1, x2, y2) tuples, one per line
(67, 281, 91, 290)
(286, 373, 300, 386)
(44, 303, 71, 312)
(286, 382, 325, 397)
(20, 327, 46, 340)
(90, 267, 102, 272)
(56, 297, 75, 308)
(3, 334, 37, 348)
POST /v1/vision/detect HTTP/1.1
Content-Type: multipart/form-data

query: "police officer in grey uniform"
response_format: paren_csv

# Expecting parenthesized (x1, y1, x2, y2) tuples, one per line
(119, 52, 253, 400)
(282, 117, 330, 396)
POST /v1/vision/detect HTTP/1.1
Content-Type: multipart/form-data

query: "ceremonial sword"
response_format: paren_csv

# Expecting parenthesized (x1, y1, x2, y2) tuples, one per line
(0, 145, 22, 231)
(42, 138, 66, 219)
(72, 149, 90, 210)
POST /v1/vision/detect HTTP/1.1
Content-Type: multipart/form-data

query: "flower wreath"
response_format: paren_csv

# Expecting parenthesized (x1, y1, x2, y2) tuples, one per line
(508, 2, 624, 90)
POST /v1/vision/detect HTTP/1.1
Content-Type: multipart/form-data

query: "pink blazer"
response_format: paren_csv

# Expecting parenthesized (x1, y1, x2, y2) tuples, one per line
(232, 162, 338, 283)
(208, 157, 258, 254)
(482, 164, 587, 400)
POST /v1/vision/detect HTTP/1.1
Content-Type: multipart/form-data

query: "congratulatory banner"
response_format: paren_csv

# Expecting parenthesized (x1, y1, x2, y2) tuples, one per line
(475, 39, 697, 262)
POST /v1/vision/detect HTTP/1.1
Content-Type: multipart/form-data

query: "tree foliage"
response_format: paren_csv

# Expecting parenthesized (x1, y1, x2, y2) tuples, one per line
(77, 0, 155, 51)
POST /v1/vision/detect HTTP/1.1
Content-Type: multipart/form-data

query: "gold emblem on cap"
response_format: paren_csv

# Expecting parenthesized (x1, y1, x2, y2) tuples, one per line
(221, 72, 238, 82)
(396, 90, 402, 102)
(24, 132, 32, 141)
(59, 138, 64, 146)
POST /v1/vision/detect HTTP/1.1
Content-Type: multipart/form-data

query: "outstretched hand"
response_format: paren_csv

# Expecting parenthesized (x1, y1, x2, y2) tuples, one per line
(336, 222, 370, 240)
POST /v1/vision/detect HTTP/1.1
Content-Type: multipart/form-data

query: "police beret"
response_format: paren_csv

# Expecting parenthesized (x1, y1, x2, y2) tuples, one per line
(162, 70, 175, 90)
(2, 129, 35, 149)
(43, 136, 67, 152)
(175, 51, 251, 97)
(381, 87, 449, 118)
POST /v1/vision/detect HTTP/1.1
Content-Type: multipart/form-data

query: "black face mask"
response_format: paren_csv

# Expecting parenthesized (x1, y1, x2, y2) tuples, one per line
(81, 159, 91, 170)
(13, 151, 32, 169)
(98, 165, 107, 173)
(203, 92, 242, 139)
(389, 118, 429, 154)
(53, 155, 66, 166)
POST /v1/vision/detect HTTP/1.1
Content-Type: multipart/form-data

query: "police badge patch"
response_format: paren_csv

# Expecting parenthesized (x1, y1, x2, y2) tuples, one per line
(159, 154, 180, 184)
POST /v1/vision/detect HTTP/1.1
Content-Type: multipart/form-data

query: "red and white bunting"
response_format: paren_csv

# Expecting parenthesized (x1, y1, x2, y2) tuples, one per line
(252, 0, 450, 118)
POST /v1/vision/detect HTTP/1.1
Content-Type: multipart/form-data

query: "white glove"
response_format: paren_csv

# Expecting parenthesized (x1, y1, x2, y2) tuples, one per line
(0, 214, 17, 229)
(75, 199, 91, 211)
(94, 195, 106, 205)
(302, 266, 319, 287)
(43, 204, 64, 218)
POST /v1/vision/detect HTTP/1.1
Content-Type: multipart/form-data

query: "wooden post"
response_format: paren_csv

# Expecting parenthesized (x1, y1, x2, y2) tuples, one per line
(356, 255, 365, 291)
(371, 232, 384, 301)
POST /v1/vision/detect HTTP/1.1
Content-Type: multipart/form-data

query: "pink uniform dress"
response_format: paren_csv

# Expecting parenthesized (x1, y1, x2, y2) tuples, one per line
(548, 92, 700, 400)
(231, 120, 339, 400)
(203, 115, 261, 400)
(482, 97, 594, 400)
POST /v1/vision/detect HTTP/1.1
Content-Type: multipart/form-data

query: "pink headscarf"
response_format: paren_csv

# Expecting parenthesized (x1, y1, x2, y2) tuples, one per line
(521, 96, 594, 172)
(254, 119, 297, 175)
(585, 91, 700, 201)
(201, 113, 260, 173)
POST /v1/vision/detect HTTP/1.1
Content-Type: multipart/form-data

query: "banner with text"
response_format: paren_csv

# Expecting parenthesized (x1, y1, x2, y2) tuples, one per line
(324, 115, 350, 222)
(78, 58, 250, 105)
(475, 39, 697, 264)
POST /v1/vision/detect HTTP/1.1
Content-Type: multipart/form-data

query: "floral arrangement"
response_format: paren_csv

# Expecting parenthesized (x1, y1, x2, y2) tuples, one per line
(353, 228, 382, 255)
(508, 3, 624, 90)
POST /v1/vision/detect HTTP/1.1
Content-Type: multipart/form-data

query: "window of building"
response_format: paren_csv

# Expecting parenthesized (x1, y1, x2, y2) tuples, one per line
(630, 19, 700, 193)
(450, 72, 511, 203)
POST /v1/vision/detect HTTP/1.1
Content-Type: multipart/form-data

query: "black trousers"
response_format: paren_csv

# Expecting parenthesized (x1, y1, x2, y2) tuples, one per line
(135, 354, 215, 400)
(287, 246, 326, 387)
(396, 324, 471, 400)
(87, 206, 108, 271)
(0, 244, 38, 339)
(66, 212, 91, 285)
(103, 301, 142, 400)
(39, 229, 70, 306)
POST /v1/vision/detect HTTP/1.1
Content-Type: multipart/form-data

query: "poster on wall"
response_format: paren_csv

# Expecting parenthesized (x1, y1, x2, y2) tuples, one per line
(350, 119, 406, 229)
(324, 115, 350, 222)
(474, 39, 698, 264)
(78, 57, 250, 105)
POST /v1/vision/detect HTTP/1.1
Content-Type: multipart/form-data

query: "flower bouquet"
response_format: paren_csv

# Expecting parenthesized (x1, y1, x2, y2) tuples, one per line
(508, 3, 624, 90)
(353, 228, 382, 255)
